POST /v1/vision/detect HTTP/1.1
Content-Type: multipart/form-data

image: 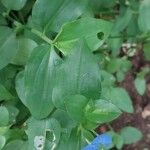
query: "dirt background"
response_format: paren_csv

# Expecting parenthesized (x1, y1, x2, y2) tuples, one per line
(97, 48, 150, 150)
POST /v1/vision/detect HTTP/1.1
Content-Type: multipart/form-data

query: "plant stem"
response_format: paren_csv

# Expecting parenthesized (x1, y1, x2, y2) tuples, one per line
(31, 28, 53, 45)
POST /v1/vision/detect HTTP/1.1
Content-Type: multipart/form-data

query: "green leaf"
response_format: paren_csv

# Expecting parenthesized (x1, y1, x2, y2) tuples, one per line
(120, 126, 142, 144)
(0, 106, 9, 127)
(54, 17, 113, 54)
(52, 40, 101, 108)
(0, 27, 18, 70)
(65, 95, 89, 123)
(102, 87, 134, 113)
(0, 83, 13, 101)
(1, 0, 27, 10)
(85, 99, 122, 124)
(0, 135, 6, 150)
(24, 44, 61, 119)
(26, 117, 61, 150)
(138, 0, 150, 32)
(2, 140, 27, 150)
(113, 133, 124, 150)
(31, 0, 88, 32)
(11, 38, 37, 66)
(134, 77, 146, 95)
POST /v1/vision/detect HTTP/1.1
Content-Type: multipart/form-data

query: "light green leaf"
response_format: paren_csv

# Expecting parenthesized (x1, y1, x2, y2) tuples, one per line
(11, 38, 37, 65)
(24, 44, 61, 119)
(26, 117, 61, 150)
(120, 126, 142, 144)
(0, 135, 6, 150)
(102, 87, 134, 113)
(0, 27, 18, 70)
(113, 133, 124, 149)
(138, 0, 150, 32)
(1, 0, 27, 10)
(85, 99, 122, 124)
(0, 106, 9, 127)
(134, 77, 146, 95)
(54, 17, 113, 54)
(52, 40, 101, 108)
(65, 95, 89, 123)
(0, 83, 13, 101)
(31, 0, 88, 32)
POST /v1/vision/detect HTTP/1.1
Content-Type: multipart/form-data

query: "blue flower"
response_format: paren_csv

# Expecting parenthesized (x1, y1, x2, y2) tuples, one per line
(83, 133, 112, 150)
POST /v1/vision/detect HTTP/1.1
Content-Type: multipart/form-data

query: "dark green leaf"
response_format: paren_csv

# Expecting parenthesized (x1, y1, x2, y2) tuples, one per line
(31, 0, 88, 32)
(1, 0, 27, 10)
(0, 27, 18, 70)
(53, 40, 101, 108)
(24, 44, 61, 119)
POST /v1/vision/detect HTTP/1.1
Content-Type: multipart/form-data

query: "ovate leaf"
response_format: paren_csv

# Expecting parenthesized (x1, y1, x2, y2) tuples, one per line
(85, 99, 122, 124)
(102, 87, 134, 113)
(26, 117, 61, 150)
(1, 0, 27, 10)
(0, 106, 9, 127)
(54, 17, 113, 54)
(53, 40, 101, 108)
(31, 0, 88, 32)
(0, 27, 18, 70)
(120, 126, 142, 144)
(134, 77, 146, 95)
(24, 44, 61, 119)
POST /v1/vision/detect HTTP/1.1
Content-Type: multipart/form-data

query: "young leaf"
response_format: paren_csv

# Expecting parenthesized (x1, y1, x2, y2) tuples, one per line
(0, 27, 18, 70)
(1, 0, 27, 10)
(0, 106, 9, 127)
(31, 0, 88, 32)
(54, 17, 113, 54)
(52, 40, 101, 108)
(120, 126, 142, 144)
(26, 117, 61, 150)
(24, 44, 61, 119)
(65, 95, 89, 123)
(102, 87, 134, 113)
(113, 133, 124, 150)
(134, 77, 146, 95)
(85, 99, 122, 124)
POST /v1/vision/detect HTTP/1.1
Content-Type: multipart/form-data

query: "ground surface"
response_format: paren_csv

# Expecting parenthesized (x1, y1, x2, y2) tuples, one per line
(97, 48, 150, 150)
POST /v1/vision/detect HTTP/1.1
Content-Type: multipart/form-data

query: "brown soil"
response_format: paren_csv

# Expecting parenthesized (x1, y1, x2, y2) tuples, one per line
(97, 48, 150, 150)
(113, 49, 150, 150)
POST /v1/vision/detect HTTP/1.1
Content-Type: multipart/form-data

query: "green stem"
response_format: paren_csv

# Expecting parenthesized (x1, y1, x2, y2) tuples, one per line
(31, 28, 53, 45)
